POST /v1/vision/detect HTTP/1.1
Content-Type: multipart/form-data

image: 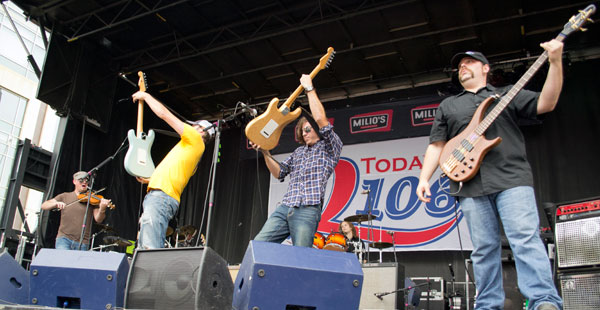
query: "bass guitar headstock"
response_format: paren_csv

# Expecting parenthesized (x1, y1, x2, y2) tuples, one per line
(561, 5, 596, 37)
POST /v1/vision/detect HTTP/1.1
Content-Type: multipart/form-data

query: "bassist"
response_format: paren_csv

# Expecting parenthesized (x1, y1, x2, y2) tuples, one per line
(416, 40, 563, 310)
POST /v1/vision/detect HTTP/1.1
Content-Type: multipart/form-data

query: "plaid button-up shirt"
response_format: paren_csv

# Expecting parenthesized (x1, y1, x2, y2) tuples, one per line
(278, 124, 343, 207)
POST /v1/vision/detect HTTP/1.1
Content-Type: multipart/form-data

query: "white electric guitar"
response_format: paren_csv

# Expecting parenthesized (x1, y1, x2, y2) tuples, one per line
(124, 71, 155, 178)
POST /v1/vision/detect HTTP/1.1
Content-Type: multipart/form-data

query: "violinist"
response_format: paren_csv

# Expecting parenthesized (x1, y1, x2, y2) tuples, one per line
(41, 171, 112, 251)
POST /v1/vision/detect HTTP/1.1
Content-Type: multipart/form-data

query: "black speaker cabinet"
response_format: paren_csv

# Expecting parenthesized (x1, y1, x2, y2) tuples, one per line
(124, 246, 233, 310)
(360, 263, 405, 310)
(559, 269, 600, 310)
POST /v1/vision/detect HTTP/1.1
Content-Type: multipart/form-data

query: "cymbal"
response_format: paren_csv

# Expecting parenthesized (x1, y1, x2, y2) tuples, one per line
(103, 236, 132, 247)
(344, 214, 376, 223)
(370, 242, 393, 249)
(94, 223, 116, 233)
(177, 225, 197, 237)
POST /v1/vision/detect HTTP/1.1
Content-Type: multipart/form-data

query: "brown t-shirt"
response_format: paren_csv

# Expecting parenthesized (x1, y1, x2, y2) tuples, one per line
(54, 191, 98, 244)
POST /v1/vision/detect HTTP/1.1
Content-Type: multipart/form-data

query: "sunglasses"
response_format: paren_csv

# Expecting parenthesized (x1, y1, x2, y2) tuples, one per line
(302, 126, 313, 133)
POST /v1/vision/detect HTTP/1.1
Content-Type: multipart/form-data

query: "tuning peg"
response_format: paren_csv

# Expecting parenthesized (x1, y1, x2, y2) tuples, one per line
(587, 18, 594, 23)
(581, 27, 588, 32)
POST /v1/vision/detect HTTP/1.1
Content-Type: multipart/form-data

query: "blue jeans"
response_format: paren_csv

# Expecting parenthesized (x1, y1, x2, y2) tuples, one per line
(254, 203, 321, 247)
(138, 190, 178, 249)
(55, 236, 89, 251)
(460, 186, 562, 310)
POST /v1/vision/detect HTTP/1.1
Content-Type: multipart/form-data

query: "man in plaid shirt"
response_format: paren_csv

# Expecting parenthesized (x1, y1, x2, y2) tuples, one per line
(250, 74, 343, 247)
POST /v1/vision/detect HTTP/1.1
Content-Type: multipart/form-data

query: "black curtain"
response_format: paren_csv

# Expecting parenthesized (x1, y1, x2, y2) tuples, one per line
(43, 58, 600, 264)
(524, 58, 600, 226)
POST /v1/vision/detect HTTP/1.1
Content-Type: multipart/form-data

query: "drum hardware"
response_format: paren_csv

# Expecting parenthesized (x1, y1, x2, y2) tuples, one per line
(91, 223, 116, 250)
(174, 225, 198, 247)
(103, 236, 133, 247)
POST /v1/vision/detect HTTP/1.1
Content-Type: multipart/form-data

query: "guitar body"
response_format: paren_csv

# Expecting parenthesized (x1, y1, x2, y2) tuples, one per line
(124, 129, 156, 178)
(245, 97, 302, 150)
(439, 96, 502, 183)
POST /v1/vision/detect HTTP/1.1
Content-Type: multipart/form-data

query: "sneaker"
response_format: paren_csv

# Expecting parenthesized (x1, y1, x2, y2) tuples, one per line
(536, 303, 559, 310)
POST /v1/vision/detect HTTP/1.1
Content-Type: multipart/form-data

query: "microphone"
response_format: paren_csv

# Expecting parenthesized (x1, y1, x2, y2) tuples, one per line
(448, 263, 455, 279)
(374, 293, 383, 300)
(386, 230, 394, 236)
(239, 102, 257, 117)
(361, 189, 370, 195)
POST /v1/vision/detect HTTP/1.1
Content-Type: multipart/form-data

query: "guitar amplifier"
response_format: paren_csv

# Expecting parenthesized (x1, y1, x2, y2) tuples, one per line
(555, 197, 600, 268)
(558, 268, 600, 310)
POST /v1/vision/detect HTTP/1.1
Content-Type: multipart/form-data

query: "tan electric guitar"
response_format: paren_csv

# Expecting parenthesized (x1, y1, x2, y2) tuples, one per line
(439, 5, 595, 183)
(245, 47, 335, 150)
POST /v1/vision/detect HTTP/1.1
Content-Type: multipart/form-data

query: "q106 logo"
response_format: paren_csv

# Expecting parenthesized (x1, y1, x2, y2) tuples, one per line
(318, 157, 463, 248)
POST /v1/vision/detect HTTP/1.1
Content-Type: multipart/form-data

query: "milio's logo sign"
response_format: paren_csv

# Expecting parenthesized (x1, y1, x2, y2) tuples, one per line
(349, 109, 393, 134)
(411, 104, 439, 126)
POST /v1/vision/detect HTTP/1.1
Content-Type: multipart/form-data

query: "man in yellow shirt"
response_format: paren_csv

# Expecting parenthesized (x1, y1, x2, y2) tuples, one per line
(131, 91, 214, 249)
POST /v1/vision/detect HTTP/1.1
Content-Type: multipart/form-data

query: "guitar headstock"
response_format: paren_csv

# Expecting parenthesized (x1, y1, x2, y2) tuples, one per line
(561, 5, 596, 37)
(137, 71, 148, 92)
(318, 47, 336, 70)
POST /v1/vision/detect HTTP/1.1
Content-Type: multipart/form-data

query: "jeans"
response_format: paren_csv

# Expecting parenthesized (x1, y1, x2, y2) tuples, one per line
(55, 236, 89, 251)
(254, 203, 321, 247)
(138, 190, 178, 249)
(459, 186, 562, 310)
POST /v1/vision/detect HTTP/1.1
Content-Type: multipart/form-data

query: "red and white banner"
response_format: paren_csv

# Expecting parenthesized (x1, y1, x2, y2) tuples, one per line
(268, 136, 473, 251)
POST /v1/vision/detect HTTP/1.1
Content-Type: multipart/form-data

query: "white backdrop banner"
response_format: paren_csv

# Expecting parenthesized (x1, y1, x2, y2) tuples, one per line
(268, 136, 473, 251)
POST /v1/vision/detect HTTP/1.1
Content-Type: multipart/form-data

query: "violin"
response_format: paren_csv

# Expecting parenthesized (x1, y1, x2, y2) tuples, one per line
(77, 191, 116, 209)
(60, 189, 116, 210)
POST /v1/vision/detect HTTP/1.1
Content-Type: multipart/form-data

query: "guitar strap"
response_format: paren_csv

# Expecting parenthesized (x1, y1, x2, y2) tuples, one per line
(300, 107, 324, 140)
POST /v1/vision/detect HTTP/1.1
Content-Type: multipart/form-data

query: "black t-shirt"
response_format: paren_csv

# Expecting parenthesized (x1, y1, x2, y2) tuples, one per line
(429, 84, 540, 197)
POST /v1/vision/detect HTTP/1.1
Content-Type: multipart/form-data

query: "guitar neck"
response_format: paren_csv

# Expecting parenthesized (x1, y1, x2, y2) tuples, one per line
(475, 34, 566, 135)
(281, 61, 326, 108)
(137, 99, 144, 138)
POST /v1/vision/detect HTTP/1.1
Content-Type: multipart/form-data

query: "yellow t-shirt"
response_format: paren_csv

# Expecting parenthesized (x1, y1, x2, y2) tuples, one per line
(148, 124, 205, 202)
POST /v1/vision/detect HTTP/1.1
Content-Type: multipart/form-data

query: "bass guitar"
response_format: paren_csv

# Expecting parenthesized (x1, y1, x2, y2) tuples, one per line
(124, 71, 156, 178)
(440, 5, 595, 183)
(245, 47, 335, 150)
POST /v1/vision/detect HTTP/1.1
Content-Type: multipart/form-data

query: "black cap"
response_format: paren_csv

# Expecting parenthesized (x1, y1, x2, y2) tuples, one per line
(451, 51, 489, 69)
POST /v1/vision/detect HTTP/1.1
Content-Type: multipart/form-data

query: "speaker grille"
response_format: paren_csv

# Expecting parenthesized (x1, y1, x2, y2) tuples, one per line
(125, 247, 233, 310)
(556, 216, 600, 268)
(559, 271, 600, 310)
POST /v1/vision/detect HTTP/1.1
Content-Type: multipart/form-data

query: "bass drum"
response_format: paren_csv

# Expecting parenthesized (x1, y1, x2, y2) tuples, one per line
(313, 232, 325, 249)
(323, 232, 347, 251)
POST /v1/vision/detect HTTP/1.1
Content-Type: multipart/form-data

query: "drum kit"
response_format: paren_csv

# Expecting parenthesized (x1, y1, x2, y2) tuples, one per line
(165, 224, 198, 248)
(313, 213, 396, 263)
(90, 223, 133, 252)
(90, 223, 200, 251)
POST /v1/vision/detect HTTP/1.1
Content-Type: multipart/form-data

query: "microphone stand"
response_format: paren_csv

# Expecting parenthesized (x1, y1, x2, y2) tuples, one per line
(374, 281, 430, 305)
(204, 107, 250, 246)
(366, 190, 373, 263)
(77, 137, 128, 250)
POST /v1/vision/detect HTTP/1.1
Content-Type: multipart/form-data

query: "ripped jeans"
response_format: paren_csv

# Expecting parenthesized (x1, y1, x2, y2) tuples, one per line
(138, 190, 178, 249)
